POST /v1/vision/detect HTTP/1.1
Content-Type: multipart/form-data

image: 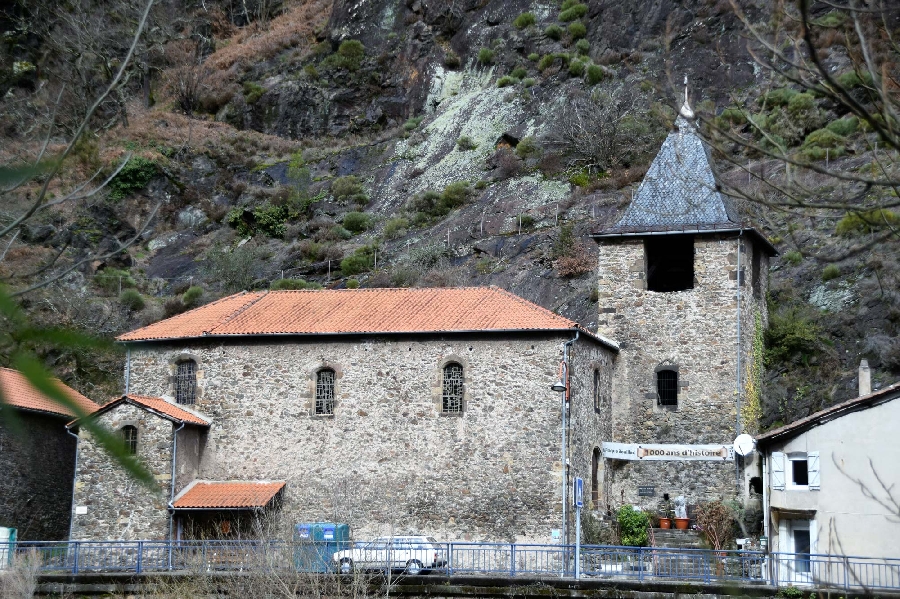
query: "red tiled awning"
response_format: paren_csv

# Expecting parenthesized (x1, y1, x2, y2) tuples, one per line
(171, 481, 285, 510)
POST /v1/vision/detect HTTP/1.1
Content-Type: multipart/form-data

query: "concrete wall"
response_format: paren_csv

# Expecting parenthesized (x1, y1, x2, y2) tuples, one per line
(596, 235, 768, 510)
(81, 332, 615, 544)
(0, 411, 76, 540)
(765, 396, 900, 559)
(70, 402, 176, 540)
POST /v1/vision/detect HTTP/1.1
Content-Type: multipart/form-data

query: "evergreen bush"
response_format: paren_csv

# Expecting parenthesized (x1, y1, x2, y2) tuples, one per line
(342, 211, 371, 233)
(544, 25, 563, 40)
(107, 157, 158, 200)
(617, 505, 650, 547)
(568, 21, 587, 39)
(513, 12, 536, 29)
(559, 3, 588, 21)
(585, 64, 604, 85)
(119, 289, 145, 311)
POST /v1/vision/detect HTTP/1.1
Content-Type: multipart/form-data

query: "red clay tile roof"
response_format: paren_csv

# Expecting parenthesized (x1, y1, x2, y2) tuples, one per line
(172, 481, 286, 509)
(0, 367, 99, 418)
(118, 287, 615, 348)
(69, 394, 211, 428)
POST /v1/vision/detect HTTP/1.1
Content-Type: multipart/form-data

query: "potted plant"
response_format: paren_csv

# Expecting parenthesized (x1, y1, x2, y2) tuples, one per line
(658, 500, 674, 529)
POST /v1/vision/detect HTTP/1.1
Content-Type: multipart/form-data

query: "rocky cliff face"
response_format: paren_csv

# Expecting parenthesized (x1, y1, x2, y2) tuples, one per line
(2, 0, 898, 428)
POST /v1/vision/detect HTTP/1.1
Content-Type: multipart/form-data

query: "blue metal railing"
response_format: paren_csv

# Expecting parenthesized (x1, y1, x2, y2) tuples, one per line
(5, 540, 899, 591)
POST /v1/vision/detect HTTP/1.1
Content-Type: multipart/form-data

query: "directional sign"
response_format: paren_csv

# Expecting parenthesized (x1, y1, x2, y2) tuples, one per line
(573, 477, 584, 508)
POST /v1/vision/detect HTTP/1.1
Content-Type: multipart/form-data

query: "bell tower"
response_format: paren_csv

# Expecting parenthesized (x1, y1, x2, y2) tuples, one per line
(591, 81, 776, 510)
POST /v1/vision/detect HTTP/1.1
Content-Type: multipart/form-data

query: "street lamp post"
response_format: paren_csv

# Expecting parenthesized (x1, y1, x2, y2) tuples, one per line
(551, 364, 570, 548)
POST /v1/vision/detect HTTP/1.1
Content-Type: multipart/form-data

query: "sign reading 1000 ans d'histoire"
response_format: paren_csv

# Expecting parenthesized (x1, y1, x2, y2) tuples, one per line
(602, 442, 735, 461)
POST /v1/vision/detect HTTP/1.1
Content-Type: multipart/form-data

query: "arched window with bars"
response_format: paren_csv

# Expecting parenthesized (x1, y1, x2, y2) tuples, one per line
(174, 360, 197, 405)
(315, 369, 335, 415)
(122, 425, 138, 455)
(442, 363, 464, 414)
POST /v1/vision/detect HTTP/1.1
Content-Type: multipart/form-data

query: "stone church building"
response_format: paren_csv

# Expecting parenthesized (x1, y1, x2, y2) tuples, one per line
(70, 287, 618, 542)
(69, 97, 774, 544)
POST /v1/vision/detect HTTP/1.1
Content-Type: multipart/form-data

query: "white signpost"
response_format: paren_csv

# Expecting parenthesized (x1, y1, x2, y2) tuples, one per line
(573, 477, 583, 579)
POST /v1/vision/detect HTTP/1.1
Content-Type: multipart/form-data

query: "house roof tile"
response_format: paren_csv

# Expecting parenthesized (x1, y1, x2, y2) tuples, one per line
(0, 367, 99, 418)
(68, 394, 211, 428)
(171, 481, 286, 509)
(118, 287, 617, 349)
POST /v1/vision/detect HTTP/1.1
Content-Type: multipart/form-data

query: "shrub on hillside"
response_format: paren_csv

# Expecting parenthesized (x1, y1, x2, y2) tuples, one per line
(119, 289, 145, 311)
(513, 12, 536, 29)
(497, 76, 517, 88)
(457, 136, 478, 150)
(95, 268, 136, 293)
(568, 21, 587, 39)
(559, 3, 588, 21)
(270, 278, 322, 290)
(835, 209, 900, 236)
(321, 39, 366, 71)
(331, 175, 368, 205)
(182, 286, 204, 308)
(544, 25, 563, 40)
(586, 64, 604, 85)
(477, 48, 494, 64)
(108, 157, 158, 201)
(342, 211, 371, 233)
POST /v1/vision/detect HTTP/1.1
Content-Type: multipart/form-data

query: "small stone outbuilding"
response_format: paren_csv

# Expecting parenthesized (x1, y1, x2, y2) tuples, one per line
(0, 367, 99, 540)
(71, 286, 618, 543)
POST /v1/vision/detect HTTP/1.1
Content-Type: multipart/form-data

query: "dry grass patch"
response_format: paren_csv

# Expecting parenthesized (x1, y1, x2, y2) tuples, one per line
(206, 0, 333, 73)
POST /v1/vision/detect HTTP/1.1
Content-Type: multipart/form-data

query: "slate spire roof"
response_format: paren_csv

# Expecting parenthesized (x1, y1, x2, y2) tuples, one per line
(594, 80, 773, 248)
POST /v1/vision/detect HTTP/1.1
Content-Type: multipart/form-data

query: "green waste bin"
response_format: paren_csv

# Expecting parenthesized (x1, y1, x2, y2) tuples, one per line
(294, 523, 350, 572)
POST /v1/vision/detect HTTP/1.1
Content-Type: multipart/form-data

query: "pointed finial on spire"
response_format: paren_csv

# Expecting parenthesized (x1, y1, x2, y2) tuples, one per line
(679, 74, 695, 119)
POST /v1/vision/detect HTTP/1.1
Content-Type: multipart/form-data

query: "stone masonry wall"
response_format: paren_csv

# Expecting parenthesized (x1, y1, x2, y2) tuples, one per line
(71, 402, 175, 540)
(568, 338, 615, 519)
(0, 412, 76, 540)
(596, 235, 767, 510)
(120, 333, 615, 544)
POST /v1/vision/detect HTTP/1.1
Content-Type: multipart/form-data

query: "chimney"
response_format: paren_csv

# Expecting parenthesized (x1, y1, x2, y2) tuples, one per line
(859, 359, 871, 396)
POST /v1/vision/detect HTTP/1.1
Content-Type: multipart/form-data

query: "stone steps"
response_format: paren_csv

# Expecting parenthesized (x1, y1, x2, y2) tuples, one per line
(649, 529, 708, 576)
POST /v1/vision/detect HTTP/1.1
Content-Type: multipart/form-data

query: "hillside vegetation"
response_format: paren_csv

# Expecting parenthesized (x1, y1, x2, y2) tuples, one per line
(1, 0, 898, 429)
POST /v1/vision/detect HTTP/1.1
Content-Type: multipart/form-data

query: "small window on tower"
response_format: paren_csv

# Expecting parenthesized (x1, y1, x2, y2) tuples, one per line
(657, 369, 678, 406)
(646, 236, 694, 292)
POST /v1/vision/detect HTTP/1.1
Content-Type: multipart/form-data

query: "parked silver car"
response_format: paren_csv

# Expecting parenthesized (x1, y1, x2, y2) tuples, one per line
(332, 536, 447, 575)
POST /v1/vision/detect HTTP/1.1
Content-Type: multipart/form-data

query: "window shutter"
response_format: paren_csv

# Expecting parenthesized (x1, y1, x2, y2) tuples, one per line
(807, 451, 820, 490)
(771, 452, 786, 491)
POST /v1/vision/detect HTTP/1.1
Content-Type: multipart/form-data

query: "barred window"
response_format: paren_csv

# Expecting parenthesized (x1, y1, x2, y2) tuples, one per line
(657, 369, 678, 406)
(315, 369, 335, 415)
(123, 426, 138, 455)
(174, 360, 197, 405)
(442, 363, 464, 414)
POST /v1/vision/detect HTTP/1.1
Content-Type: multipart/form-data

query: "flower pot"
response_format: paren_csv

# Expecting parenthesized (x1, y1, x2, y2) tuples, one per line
(674, 517, 690, 530)
(659, 518, 672, 529)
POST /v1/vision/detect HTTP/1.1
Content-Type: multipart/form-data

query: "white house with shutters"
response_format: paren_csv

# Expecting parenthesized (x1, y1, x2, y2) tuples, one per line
(756, 376, 900, 575)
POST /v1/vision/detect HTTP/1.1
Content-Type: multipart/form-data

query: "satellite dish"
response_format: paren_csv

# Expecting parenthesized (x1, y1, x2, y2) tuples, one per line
(733, 433, 756, 456)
